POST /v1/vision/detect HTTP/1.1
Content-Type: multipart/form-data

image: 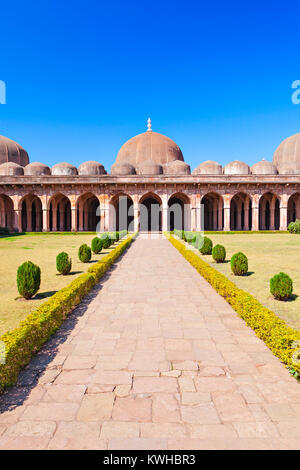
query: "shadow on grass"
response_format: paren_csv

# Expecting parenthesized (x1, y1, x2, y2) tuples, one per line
(34, 291, 58, 300)
(55, 271, 84, 276)
(286, 294, 299, 302)
(0, 246, 131, 414)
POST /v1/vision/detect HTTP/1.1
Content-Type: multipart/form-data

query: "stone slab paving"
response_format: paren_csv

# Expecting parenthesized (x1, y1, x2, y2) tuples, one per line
(1, 236, 300, 449)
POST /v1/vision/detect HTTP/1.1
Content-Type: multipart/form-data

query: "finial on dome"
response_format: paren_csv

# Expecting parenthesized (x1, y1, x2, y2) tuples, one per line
(147, 117, 152, 132)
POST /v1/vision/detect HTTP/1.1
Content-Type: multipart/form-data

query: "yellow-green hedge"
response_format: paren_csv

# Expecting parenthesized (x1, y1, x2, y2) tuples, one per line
(165, 233, 300, 375)
(0, 234, 135, 392)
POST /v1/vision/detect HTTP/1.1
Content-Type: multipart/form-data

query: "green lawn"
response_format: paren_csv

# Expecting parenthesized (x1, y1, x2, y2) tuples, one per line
(196, 233, 300, 330)
(0, 233, 114, 336)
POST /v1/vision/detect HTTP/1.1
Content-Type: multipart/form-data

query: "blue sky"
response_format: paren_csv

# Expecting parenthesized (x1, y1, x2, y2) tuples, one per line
(0, 0, 299, 171)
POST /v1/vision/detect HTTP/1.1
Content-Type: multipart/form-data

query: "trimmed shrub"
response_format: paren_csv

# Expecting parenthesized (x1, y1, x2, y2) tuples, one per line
(199, 236, 213, 255)
(165, 234, 300, 377)
(270, 272, 293, 301)
(174, 229, 184, 239)
(288, 220, 300, 234)
(230, 252, 248, 276)
(184, 231, 196, 244)
(78, 244, 91, 263)
(56, 252, 72, 275)
(100, 234, 111, 249)
(212, 244, 226, 263)
(17, 261, 41, 299)
(91, 237, 103, 254)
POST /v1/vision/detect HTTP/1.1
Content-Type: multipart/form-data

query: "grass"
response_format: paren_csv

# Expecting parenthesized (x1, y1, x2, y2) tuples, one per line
(196, 233, 300, 330)
(0, 233, 114, 335)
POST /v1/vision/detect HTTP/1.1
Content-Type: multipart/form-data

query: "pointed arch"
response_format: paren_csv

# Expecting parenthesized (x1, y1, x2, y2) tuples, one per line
(201, 192, 224, 231)
(0, 194, 14, 230)
(76, 192, 100, 231)
(259, 192, 280, 230)
(230, 192, 252, 230)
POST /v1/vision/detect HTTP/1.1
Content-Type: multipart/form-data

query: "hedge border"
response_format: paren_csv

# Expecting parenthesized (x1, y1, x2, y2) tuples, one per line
(165, 232, 300, 376)
(0, 233, 135, 392)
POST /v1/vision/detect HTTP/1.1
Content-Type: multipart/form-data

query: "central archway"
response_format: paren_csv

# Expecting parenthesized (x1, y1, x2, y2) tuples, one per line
(139, 193, 162, 232)
(110, 194, 134, 231)
(168, 193, 190, 231)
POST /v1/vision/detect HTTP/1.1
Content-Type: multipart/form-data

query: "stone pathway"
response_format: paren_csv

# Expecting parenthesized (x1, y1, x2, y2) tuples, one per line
(1, 236, 300, 450)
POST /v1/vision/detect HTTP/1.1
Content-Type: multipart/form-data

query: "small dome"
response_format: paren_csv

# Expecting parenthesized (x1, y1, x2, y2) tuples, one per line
(52, 162, 78, 176)
(24, 162, 51, 176)
(251, 160, 278, 175)
(78, 161, 106, 175)
(164, 160, 191, 175)
(0, 161, 24, 176)
(192, 160, 222, 175)
(223, 160, 250, 175)
(136, 159, 163, 175)
(0, 135, 29, 167)
(111, 162, 136, 176)
(273, 132, 300, 173)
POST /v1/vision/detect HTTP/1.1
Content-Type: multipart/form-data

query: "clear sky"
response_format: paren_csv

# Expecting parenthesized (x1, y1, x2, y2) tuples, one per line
(0, 0, 299, 171)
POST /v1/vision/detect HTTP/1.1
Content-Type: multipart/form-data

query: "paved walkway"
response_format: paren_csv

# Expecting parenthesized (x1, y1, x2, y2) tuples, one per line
(1, 236, 300, 450)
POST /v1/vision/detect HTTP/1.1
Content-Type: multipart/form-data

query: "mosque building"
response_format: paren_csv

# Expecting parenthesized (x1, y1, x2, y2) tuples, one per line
(0, 118, 299, 233)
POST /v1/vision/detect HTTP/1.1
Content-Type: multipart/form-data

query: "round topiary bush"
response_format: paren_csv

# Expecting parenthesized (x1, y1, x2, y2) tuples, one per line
(199, 236, 213, 255)
(184, 232, 196, 244)
(56, 252, 72, 275)
(91, 237, 103, 254)
(17, 261, 41, 299)
(230, 252, 248, 276)
(78, 244, 91, 263)
(288, 220, 300, 234)
(100, 234, 111, 249)
(212, 244, 226, 263)
(270, 272, 293, 301)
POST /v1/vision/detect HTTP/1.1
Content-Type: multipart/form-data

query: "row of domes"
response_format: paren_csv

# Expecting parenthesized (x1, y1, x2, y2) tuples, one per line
(1, 126, 300, 176)
(0, 158, 291, 176)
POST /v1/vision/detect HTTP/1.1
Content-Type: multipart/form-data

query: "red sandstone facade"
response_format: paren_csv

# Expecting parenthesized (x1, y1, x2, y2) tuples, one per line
(0, 122, 299, 233)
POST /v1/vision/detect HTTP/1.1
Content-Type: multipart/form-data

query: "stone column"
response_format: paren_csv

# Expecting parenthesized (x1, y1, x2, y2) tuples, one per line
(133, 202, 139, 232)
(251, 194, 260, 231)
(52, 201, 58, 231)
(244, 200, 249, 231)
(71, 208, 76, 232)
(223, 195, 232, 231)
(236, 201, 242, 230)
(194, 194, 202, 232)
(60, 205, 65, 231)
(296, 194, 300, 220)
(280, 194, 289, 231)
(26, 200, 32, 232)
(218, 198, 223, 231)
(270, 199, 275, 230)
(213, 200, 218, 231)
(78, 205, 84, 231)
(161, 195, 168, 232)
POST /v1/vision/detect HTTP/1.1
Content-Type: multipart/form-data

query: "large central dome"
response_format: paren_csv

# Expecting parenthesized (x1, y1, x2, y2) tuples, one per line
(116, 122, 184, 167)
(273, 132, 300, 174)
